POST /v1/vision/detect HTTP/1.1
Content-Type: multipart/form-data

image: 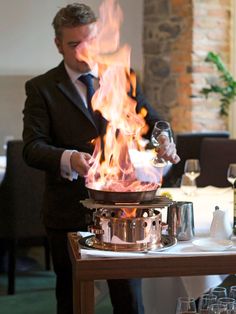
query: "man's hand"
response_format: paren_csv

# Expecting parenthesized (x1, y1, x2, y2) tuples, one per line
(70, 151, 92, 176)
(156, 135, 180, 164)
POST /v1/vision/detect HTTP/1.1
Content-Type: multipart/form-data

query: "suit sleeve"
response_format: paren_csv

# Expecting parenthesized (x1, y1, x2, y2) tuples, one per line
(22, 79, 64, 175)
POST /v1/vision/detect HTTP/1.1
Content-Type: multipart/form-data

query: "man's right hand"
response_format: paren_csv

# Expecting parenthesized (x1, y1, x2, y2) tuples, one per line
(70, 151, 92, 176)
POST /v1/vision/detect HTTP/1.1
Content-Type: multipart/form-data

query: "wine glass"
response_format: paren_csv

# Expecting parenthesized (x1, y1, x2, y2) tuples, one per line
(175, 296, 197, 314)
(150, 120, 174, 167)
(180, 174, 197, 196)
(208, 303, 227, 313)
(230, 302, 236, 314)
(198, 293, 217, 314)
(184, 159, 201, 182)
(229, 286, 236, 299)
(211, 286, 227, 299)
(218, 297, 236, 310)
(227, 164, 236, 186)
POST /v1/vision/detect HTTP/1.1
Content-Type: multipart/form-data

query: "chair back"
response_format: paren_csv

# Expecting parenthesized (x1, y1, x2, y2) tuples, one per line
(197, 138, 236, 187)
(163, 131, 229, 186)
(0, 140, 46, 239)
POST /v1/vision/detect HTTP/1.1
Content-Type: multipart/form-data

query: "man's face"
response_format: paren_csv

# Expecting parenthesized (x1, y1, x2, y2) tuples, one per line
(55, 23, 96, 73)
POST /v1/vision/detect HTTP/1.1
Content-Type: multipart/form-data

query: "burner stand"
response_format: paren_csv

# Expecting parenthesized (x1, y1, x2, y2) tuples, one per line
(81, 196, 173, 252)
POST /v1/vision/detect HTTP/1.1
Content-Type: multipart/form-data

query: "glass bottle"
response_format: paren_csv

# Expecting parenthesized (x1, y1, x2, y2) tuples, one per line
(233, 180, 236, 235)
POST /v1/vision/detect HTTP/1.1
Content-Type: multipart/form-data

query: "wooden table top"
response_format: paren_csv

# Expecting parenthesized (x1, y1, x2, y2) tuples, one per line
(68, 232, 236, 280)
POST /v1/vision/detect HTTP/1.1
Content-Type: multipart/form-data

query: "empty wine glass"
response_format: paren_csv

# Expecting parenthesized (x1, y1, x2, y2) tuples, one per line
(198, 293, 217, 314)
(211, 286, 227, 299)
(208, 303, 227, 313)
(150, 120, 174, 167)
(230, 302, 236, 314)
(229, 286, 236, 299)
(218, 297, 236, 310)
(180, 174, 197, 196)
(184, 159, 201, 182)
(176, 296, 197, 314)
(227, 164, 236, 186)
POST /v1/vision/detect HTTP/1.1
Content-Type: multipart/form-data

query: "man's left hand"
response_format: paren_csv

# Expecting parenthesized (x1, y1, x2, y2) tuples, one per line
(156, 135, 180, 164)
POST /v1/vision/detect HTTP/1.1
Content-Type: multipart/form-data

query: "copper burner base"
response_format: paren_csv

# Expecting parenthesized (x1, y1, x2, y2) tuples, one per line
(79, 235, 177, 252)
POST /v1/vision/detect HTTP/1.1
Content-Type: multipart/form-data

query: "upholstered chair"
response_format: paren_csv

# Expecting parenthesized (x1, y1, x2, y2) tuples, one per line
(0, 140, 50, 294)
(163, 131, 229, 187)
(197, 138, 236, 187)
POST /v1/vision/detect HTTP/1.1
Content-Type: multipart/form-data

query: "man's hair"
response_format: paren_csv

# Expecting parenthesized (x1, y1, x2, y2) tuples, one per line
(52, 3, 97, 38)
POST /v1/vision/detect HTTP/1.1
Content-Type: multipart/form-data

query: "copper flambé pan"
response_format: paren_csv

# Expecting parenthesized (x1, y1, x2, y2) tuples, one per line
(86, 181, 159, 203)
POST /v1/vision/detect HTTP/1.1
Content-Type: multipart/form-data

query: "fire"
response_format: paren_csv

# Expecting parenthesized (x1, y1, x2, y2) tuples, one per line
(76, 0, 162, 192)
(121, 208, 137, 218)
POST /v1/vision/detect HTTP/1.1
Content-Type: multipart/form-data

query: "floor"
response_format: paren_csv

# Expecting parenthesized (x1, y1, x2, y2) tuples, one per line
(0, 246, 112, 314)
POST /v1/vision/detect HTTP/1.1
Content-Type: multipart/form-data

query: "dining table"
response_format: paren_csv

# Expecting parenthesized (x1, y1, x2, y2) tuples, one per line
(68, 186, 236, 314)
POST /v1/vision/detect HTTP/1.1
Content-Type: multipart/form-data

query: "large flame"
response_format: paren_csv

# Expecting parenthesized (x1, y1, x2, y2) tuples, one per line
(76, 0, 162, 192)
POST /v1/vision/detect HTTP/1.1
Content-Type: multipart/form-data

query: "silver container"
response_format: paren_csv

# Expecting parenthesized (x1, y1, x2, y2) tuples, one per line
(89, 208, 163, 251)
(167, 201, 195, 241)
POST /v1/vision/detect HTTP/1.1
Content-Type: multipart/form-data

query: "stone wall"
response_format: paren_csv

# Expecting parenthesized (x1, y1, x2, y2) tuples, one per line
(143, 0, 231, 133)
(191, 0, 231, 131)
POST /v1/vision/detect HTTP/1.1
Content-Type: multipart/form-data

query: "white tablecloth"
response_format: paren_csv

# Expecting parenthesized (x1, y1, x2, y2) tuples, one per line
(81, 187, 235, 314)
(143, 186, 234, 314)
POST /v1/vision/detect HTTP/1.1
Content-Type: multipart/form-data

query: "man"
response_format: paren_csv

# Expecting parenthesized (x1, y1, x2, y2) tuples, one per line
(22, 3, 179, 314)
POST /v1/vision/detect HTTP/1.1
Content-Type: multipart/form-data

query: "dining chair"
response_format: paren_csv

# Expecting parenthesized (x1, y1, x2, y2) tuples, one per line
(197, 138, 236, 187)
(163, 131, 230, 187)
(0, 140, 50, 294)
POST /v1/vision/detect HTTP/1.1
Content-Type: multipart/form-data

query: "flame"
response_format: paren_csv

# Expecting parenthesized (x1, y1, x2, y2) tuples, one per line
(121, 208, 137, 218)
(76, 0, 162, 192)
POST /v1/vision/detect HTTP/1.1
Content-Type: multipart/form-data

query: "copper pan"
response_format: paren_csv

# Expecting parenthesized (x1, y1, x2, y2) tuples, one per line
(86, 182, 159, 203)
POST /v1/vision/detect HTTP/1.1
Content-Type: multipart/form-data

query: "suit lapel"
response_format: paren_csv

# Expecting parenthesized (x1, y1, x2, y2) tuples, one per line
(55, 62, 97, 128)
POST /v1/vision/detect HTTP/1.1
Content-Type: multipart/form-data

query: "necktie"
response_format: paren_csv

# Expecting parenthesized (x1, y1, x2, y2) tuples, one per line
(79, 74, 95, 119)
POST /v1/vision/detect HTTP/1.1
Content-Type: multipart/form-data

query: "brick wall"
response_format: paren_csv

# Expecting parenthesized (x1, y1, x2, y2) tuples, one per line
(143, 0, 231, 133)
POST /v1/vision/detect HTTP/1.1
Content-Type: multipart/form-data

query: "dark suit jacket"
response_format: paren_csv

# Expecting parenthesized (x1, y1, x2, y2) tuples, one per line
(23, 62, 161, 229)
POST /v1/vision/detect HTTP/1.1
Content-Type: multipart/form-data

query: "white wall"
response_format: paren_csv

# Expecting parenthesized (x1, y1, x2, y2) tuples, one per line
(0, 0, 143, 153)
(0, 0, 143, 75)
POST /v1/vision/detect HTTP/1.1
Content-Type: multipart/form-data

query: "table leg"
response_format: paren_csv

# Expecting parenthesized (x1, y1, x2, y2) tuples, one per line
(73, 278, 94, 314)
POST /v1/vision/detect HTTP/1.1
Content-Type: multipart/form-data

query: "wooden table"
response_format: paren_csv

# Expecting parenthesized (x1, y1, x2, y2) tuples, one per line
(68, 232, 236, 314)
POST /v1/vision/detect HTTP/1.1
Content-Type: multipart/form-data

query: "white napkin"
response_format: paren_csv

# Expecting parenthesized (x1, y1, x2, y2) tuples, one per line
(78, 232, 236, 258)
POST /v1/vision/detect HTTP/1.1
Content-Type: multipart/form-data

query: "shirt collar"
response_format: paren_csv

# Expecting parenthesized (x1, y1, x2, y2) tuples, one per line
(64, 62, 98, 83)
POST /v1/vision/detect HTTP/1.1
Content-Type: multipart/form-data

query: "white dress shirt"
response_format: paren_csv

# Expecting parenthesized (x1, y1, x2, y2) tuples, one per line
(60, 63, 99, 181)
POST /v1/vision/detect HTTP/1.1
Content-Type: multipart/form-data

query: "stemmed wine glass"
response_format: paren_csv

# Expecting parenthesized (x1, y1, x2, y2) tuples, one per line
(229, 286, 236, 299)
(184, 159, 201, 182)
(180, 174, 197, 196)
(227, 164, 236, 187)
(211, 286, 227, 299)
(175, 296, 197, 314)
(208, 303, 227, 313)
(218, 297, 236, 310)
(198, 293, 217, 314)
(150, 120, 174, 167)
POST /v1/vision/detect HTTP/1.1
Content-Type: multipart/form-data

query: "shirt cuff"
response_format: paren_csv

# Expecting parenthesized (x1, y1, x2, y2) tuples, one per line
(60, 150, 78, 181)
